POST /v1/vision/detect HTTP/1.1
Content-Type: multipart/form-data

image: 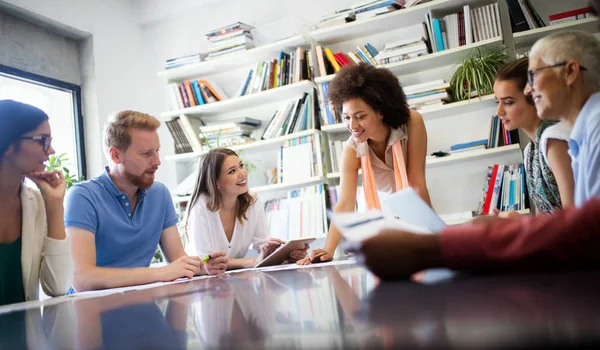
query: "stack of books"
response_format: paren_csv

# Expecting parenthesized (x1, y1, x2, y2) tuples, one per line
(506, 0, 545, 32)
(261, 88, 320, 139)
(351, 0, 403, 21)
(277, 134, 324, 184)
(449, 139, 488, 154)
(165, 53, 203, 70)
(198, 118, 261, 150)
(549, 7, 592, 25)
(478, 163, 528, 214)
(264, 186, 328, 241)
(205, 22, 255, 60)
(166, 79, 228, 110)
(403, 79, 450, 112)
(319, 9, 355, 27)
(425, 3, 500, 53)
(236, 47, 313, 97)
(315, 43, 379, 75)
(488, 114, 520, 149)
(374, 36, 429, 65)
(318, 82, 342, 126)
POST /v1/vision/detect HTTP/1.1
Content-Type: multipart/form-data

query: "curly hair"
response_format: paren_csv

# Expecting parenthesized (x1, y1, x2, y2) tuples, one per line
(328, 62, 411, 128)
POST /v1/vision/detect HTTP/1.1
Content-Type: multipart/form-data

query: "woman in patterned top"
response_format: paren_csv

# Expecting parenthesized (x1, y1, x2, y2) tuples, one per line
(493, 58, 574, 213)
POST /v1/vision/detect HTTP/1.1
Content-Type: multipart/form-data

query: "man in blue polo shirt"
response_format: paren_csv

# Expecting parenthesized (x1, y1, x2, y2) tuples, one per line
(65, 110, 227, 292)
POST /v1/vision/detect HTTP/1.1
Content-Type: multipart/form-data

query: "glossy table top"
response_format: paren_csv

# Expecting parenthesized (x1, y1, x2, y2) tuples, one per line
(2, 262, 600, 349)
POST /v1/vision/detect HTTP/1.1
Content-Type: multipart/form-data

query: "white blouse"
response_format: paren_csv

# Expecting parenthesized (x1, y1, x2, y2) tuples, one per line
(186, 192, 269, 259)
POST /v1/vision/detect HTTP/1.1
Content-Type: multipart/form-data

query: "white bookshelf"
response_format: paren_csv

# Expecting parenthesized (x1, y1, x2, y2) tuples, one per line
(161, 0, 596, 229)
(158, 35, 310, 81)
(444, 208, 531, 226)
(309, 0, 492, 45)
(512, 17, 598, 47)
(251, 176, 327, 195)
(321, 95, 496, 133)
(160, 80, 316, 119)
(165, 129, 322, 161)
(325, 144, 522, 179)
(426, 144, 521, 167)
(315, 38, 503, 83)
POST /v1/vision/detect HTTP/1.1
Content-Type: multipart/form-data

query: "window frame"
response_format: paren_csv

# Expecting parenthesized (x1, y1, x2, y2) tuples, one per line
(0, 64, 87, 179)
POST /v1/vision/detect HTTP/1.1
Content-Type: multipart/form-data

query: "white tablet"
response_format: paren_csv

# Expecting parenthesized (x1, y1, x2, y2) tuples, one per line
(381, 187, 446, 233)
(254, 237, 316, 268)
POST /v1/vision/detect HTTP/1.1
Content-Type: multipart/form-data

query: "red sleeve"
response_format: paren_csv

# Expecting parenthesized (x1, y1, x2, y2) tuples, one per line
(440, 198, 600, 272)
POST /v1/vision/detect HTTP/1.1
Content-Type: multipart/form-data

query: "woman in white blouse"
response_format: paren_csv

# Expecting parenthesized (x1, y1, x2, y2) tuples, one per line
(184, 148, 308, 269)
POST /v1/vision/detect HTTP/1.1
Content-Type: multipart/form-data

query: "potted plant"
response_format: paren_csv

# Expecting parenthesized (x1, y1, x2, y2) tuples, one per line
(45, 153, 84, 189)
(450, 48, 511, 102)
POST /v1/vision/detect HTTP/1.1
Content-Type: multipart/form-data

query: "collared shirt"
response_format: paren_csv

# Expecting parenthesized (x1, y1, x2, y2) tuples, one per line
(65, 167, 178, 268)
(346, 126, 409, 193)
(568, 92, 600, 207)
(185, 192, 268, 259)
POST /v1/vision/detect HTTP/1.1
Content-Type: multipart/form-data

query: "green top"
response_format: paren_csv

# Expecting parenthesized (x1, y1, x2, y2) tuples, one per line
(0, 236, 25, 306)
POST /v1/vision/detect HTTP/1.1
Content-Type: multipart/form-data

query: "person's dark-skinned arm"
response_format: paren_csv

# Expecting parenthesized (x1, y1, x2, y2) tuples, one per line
(352, 198, 600, 280)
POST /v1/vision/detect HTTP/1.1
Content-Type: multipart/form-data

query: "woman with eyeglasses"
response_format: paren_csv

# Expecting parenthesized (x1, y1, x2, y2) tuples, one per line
(493, 58, 575, 214)
(0, 99, 72, 306)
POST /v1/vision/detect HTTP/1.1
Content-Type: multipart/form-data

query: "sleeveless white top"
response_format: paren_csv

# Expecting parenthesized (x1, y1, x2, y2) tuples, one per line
(345, 125, 408, 193)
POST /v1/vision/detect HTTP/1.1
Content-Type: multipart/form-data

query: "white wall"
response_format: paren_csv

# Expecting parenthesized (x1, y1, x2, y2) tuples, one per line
(2, 0, 151, 179)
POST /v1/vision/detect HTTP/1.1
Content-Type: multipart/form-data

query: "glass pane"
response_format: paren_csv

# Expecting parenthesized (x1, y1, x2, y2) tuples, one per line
(0, 75, 80, 176)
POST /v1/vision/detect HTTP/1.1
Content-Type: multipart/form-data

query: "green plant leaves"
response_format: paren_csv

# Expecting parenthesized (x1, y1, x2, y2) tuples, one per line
(451, 48, 510, 101)
(45, 153, 83, 190)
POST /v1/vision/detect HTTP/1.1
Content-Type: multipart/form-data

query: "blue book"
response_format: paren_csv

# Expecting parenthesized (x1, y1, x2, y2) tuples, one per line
(432, 18, 445, 51)
(239, 69, 253, 96)
(191, 80, 205, 105)
(450, 139, 488, 151)
(365, 43, 379, 58)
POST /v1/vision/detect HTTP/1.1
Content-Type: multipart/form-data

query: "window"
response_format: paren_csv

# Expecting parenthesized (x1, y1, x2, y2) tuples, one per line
(0, 64, 86, 179)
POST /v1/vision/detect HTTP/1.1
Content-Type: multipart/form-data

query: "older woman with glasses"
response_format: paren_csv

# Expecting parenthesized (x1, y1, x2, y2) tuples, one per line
(0, 99, 72, 306)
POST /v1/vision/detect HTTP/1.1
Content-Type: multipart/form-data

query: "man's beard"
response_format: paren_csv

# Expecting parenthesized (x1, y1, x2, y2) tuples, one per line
(125, 168, 157, 190)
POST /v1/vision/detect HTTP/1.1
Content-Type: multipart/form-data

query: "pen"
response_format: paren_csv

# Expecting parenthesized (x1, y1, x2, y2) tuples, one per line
(202, 255, 211, 263)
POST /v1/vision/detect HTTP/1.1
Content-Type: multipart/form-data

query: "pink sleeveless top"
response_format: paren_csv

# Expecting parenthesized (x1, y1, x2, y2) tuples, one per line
(345, 126, 408, 193)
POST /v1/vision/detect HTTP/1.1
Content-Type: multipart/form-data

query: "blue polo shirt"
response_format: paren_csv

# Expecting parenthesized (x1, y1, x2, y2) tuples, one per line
(568, 92, 600, 207)
(65, 167, 178, 268)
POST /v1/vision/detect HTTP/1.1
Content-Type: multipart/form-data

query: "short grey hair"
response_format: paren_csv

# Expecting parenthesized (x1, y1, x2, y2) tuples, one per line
(530, 31, 600, 91)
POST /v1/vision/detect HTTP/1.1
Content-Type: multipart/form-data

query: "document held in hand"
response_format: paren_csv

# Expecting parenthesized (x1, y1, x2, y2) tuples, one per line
(331, 209, 432, 244)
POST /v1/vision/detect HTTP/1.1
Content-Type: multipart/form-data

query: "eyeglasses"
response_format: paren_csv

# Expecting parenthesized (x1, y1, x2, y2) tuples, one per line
(527, 61, 587, 86)
(20, 135, 53, 152)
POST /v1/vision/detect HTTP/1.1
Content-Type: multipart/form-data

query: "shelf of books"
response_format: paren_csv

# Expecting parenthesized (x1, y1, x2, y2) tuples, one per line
(161, 80, 316, 119)
(159, 35, 310, 81)
(321, 94, 496, 133)
(165, 129, 322, 162)
(325, 144, 522, 180)
(310, 0, 493, 45)
(512, 17, 598, 47)
(315, 37, 503, 83)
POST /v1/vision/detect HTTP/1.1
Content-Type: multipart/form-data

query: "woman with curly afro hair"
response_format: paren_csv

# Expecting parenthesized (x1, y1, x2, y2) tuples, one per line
(298, 63, 432, 265)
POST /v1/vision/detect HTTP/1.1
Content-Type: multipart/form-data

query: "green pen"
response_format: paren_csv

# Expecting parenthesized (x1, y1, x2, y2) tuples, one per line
(202, 255, 211, 263)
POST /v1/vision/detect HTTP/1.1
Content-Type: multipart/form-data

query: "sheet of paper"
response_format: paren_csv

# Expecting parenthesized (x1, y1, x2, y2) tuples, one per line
(331, 209, 431, 243)
(227, 258, 357, 275)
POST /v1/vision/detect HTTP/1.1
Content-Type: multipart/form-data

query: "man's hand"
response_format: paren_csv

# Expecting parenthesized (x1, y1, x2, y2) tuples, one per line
(158, 255, 202, 281)
(345, 230, 444, 280)
(296, 248, 333, 265)
(203, 251, 228, 275)
(288, 244, 309, 262)
(26, 170, 66, 203)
